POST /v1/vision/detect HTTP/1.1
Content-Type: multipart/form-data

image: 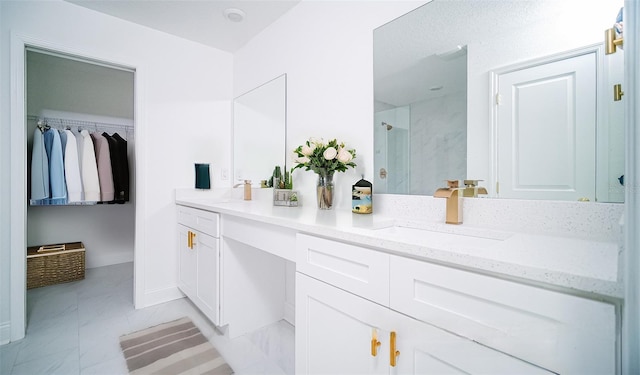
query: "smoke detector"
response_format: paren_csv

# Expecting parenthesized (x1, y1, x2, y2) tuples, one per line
(224, 8, 245, 23)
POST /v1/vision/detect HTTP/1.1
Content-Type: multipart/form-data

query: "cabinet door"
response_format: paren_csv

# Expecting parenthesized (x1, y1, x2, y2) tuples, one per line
(196, 231, 220, 326)
(296, 273, 389, 375)
(177, 224, 197, 300)
(392, 313, 553, 374)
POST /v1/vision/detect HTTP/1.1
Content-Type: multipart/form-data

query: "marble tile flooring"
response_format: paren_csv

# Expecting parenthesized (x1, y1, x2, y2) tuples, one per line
(0, 262, 294, 375)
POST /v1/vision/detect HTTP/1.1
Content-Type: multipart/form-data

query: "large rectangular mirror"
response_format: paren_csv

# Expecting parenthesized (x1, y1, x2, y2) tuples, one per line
(233, 74, 287, 185)
(374, 0, 624, 202)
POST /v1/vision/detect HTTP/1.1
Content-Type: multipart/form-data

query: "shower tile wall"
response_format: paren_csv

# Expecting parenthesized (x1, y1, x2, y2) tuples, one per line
(410, 92, 467, 195)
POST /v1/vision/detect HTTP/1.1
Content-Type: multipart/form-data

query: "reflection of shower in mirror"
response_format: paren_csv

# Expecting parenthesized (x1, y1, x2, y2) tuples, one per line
(381, 122, 393, 131)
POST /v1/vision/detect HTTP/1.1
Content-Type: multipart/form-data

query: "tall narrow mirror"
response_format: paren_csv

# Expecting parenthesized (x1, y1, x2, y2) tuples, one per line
(233, 74, 287, 185)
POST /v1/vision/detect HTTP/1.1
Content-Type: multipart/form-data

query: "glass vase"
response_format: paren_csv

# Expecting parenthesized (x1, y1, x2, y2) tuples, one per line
(316, 170, 334, 210)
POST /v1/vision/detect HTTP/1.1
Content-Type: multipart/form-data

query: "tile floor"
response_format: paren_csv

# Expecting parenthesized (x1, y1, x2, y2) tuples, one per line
(0, 262, 295, 375)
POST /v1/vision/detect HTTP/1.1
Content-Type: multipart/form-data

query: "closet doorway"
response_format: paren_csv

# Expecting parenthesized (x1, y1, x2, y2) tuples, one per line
(25, 48, 136, 326)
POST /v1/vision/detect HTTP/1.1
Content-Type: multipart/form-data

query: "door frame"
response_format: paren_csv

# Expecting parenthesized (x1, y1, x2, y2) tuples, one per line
(9, 32, 148, 341)
(489, 44, 604, 199)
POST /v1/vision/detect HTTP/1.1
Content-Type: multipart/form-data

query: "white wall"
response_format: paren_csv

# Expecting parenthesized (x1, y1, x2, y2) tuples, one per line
(409, 91, 466, 195)
(1, 0, 233, 342)
(234, 0, 428, 209)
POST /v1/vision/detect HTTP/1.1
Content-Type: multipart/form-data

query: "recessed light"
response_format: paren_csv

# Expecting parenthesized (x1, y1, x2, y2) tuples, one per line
(224, 8, 245, 23)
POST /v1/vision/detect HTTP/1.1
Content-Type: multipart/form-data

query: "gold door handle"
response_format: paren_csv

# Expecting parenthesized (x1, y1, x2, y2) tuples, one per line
(390, 331, 400, 367)
(371, 329, 381, 357)
(190, 232, 196, 249)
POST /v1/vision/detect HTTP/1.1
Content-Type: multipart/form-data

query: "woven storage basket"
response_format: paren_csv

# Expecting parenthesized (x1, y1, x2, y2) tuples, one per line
(27, 242, 85, 289)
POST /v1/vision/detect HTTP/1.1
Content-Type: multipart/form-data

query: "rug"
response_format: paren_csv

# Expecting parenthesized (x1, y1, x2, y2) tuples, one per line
(119, 317, 234, 375)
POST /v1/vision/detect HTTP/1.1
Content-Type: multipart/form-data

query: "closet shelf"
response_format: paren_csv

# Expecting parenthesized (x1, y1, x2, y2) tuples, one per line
(27, 115, 134, 132)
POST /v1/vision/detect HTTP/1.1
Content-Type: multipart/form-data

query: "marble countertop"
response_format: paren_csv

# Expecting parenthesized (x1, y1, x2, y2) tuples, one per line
(176, 194, 622, 300)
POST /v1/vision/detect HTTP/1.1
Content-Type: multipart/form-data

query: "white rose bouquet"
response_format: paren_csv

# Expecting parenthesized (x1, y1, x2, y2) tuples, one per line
(292, 138, 356, 175)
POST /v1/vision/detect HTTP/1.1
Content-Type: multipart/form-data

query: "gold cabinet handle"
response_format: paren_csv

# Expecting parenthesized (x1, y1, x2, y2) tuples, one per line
(390, 331, 400, 367)
(187, 231, 196, 249)
(371, 329, 381, 357)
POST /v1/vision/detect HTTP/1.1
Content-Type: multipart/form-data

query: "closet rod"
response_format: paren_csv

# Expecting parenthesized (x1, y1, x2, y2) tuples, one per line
(27, 115, 134, 132)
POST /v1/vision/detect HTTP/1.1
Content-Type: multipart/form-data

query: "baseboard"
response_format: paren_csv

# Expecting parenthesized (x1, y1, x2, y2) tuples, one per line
(86, 252, 134, 269)
(0, 321, 11, 345)
(141, 286, 184, 308)
(284, 301, 295, 326)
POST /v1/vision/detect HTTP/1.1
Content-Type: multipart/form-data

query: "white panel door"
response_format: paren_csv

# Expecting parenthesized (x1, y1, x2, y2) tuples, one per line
(391, 313, 553, 374)
(296, 273, 389, 375)
(497, 51, 596, 200)
(196, 232, 220, 326)
(177, 224, 197, 299)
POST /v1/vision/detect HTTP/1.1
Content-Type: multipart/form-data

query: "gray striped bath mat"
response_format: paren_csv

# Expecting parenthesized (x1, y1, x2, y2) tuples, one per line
(119, 317, 233, 375)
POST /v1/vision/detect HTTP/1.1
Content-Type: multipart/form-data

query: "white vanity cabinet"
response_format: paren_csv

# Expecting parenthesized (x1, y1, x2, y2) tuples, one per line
(390, 256, 617, 374)
(296, 273, 550, 374)
(296, 233, 616, 374)
(176, 205, 221, 326)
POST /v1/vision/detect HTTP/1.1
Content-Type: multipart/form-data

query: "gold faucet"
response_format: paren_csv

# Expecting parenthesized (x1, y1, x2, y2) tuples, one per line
(462, 180, 488, 198)
(434, 180, 463, 224)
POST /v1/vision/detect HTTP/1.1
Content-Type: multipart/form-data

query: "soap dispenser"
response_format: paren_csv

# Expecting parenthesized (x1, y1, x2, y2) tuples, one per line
(244, 180, 252, 200)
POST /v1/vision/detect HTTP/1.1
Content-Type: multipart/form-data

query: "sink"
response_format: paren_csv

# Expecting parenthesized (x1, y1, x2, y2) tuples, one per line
(371, 222, 511, 250)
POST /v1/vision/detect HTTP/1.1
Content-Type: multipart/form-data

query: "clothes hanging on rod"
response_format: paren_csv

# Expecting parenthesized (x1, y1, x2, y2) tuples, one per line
(31, 126, 49, 201)
(29, 116, 132, 206)
(43, 127, 67, 203)
(78, 129, 101, 202)
(104, 132, 130, 202)
(62, 129, 83, 202)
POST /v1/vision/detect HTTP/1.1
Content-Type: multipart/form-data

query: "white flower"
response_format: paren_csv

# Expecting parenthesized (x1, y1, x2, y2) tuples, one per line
(337, 148, 352, 163)
(301, 144, 315, 156)
(290, 151, 300, 163)
(296, 156, 310, 164)
(309, 137, 324, 147)
(323, 147, 338, 160)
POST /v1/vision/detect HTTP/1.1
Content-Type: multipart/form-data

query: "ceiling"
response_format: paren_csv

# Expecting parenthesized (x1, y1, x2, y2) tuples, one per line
(65, 0, 301, 52)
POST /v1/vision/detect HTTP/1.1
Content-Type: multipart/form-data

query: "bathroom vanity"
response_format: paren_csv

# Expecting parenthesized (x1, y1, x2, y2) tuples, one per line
(175, 191, 622, 374)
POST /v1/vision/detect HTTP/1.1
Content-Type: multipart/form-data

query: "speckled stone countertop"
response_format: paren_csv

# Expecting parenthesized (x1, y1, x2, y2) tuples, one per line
(175, 189, 623, 300)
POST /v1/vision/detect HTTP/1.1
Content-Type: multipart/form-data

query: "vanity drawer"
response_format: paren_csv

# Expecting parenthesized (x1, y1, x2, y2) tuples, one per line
(296, 233, 389, 306)
(177, 205, 219, 238)
(389, 255, 616, 374)
(222, 215, 296, 262)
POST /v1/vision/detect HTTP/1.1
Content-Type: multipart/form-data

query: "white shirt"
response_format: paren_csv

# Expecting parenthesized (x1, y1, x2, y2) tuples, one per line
(63, 129, 83, 202)
(77, 129, 100, 202)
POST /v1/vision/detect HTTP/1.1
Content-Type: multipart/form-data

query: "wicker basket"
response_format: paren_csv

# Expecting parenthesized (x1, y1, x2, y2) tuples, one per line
(27, 242, 85, 289)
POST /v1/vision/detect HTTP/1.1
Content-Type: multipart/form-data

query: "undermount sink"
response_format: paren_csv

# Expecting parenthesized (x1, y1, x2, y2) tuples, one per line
(371, 222, 512, 250)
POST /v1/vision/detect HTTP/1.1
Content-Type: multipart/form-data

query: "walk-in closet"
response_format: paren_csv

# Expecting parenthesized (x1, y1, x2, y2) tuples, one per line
(25, 49, 136, 308)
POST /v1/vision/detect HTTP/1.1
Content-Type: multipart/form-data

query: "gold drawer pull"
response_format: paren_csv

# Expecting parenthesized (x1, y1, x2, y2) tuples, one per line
(371, 329, 381, 357)
(390, 331, 400, 367)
